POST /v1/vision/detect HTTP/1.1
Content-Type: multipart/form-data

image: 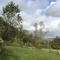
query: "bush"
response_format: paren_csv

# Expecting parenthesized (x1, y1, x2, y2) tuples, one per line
(0, 37, 4, 52)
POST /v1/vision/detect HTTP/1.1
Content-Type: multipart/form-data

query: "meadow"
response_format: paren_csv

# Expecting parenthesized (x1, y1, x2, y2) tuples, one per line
(0, 46, 60, 60)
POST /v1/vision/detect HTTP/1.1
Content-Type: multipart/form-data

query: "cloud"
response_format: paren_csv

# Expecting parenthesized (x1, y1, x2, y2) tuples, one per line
(19, 0, 49, 13)
(45, 0, 60, 17)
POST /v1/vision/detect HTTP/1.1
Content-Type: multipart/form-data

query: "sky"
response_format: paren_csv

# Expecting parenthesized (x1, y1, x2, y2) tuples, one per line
(0, 0, 60, 38)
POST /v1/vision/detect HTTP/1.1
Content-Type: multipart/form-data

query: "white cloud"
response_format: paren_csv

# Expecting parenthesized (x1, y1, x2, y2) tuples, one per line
(19, 0, 49, 13)
(45, 0, 60, 17)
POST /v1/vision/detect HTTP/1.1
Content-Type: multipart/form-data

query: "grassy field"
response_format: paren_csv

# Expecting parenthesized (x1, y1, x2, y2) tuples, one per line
(0, 46, 60, 60)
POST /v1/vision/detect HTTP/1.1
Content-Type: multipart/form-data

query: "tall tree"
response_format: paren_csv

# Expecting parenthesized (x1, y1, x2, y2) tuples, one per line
(39, 21, 48, 39)
(0, 1, 22, 41)
(3, 1, 20, 17)
(3, 1, 22, 27)
(34, 23, 38, 38)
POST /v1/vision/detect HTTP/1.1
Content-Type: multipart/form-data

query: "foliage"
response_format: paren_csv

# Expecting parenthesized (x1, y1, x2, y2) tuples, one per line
(50, 36, 60, 49)
(39, 40, 48, 48)
(32, 22, 48, 48)
(17, 30, 32, 46)
(3, 1, 20, 18)
(0, 37, 4, 52)
(2, 1, 22, 28)
(0, 1, 22, 42)
(0, 17, 17, 41)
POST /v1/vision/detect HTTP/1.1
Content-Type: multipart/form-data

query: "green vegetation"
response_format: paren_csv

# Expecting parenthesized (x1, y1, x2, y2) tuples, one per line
(0, 46, 60, 60)
(50, 36, 60, 49)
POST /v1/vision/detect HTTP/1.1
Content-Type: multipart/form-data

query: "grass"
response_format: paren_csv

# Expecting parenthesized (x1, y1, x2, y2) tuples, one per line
(0, 46, 60, 60)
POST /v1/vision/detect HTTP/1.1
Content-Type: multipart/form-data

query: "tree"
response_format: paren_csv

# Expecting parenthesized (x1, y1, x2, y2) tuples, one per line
(39, 21, 48, 39)
(15, 30, 31, 46)
(32, 21, 48, 48)
(0, 1, 22, 42)
(33, 21, 48, 39)
(34, 23, 38, 38)
(3, 1, 20, 18)
(3, 1, 22, 27)
(50, 36, 60, 49)
(0, 16, 17, 41)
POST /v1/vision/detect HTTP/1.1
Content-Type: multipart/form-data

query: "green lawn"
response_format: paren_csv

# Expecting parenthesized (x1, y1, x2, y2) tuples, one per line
(0, 46, 60, 60)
